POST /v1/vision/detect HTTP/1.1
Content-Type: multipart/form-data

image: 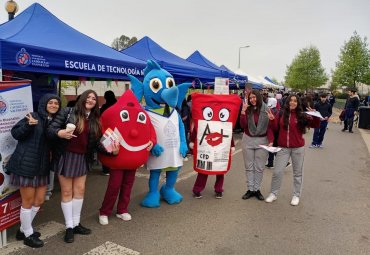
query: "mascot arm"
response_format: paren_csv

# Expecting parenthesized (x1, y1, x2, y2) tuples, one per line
(178, 112, 188, 158)
(151, 144, 164, 157)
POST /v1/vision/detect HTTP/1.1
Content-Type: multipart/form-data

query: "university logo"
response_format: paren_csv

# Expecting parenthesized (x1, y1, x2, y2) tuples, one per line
(16, 48, 31, 66)
(0, 96, 8, 115)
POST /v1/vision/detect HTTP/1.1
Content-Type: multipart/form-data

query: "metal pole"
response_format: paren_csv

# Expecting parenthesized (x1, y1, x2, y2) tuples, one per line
(238, 48, 241, 69)
(238, 46, 250, 69)
(58, 79, 62, 97)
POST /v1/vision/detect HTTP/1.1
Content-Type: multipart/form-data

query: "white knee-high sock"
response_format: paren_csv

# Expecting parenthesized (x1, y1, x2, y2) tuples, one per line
(72, 198, 83, 227)
(31, 206, 40, 222)
(20, 207, 33, 237)
(61, 201, 73, 229)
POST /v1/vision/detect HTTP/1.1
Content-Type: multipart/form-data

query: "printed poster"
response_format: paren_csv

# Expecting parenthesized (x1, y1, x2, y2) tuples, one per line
(196, 120, 232, 172)
(0, 81, 33, 231)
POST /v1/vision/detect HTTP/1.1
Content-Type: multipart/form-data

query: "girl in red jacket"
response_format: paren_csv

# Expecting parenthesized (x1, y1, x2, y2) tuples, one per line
(265, 94, 320, 206)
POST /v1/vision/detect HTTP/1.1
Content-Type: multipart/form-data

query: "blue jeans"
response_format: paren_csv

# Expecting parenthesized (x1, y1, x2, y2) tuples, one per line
(312, 121, 328, 146)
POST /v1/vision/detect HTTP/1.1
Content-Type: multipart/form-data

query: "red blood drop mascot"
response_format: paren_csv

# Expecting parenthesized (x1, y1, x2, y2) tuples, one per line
(98, 90, 156, 224)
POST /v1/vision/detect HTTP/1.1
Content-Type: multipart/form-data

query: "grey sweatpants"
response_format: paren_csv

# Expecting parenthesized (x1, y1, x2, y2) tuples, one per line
(270, 147, 305, 197)
(241, 134, 269, 191)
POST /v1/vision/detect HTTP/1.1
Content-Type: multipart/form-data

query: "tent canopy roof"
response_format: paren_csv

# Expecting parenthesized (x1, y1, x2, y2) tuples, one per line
(121, 36, 222, 81)
(0, 3, 145, 79)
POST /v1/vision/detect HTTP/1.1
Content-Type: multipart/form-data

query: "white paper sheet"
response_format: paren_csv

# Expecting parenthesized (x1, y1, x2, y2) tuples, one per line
(259, 145, 282, 153)
(305, 111, 324, 119)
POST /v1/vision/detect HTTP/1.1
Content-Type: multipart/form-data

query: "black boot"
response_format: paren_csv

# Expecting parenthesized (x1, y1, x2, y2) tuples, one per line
(73, 223, 91, 235)
(242, 190, 254, 200)
(23, 233, 44, 248)
(255, 190, 265, 201)
(16, 229, 41, 241)
(64, 228, 74, 243)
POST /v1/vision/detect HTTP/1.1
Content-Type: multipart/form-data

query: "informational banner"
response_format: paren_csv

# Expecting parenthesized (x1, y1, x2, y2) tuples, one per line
(1, 42, 145, 80)
(196, 120, 232, 172)
(0, 80, 33, 231)
(214, 77, 229, 95)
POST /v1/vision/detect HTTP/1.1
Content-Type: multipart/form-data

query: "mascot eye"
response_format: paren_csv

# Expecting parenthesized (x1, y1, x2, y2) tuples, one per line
(202, 107, 213, 121)
(137, 112, 147, 124)
(219, 108, 230, 122)
(149, 78, 163, 93)
(166, 78, 175, 88)
(120, 110, 130, 122)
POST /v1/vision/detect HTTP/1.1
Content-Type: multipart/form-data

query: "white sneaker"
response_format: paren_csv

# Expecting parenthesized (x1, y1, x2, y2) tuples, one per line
(99, 215, 109, 225)
(265, 193, 277, 203)
(290, 196, 300, 206)
(116, 213, 132, 221)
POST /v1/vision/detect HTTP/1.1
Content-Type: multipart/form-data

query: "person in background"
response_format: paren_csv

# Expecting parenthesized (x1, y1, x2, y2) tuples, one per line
(265, 95, 320, 206)
(180, 99, 191, 160)
(309, 93, 332, 148)
(99, 90, 117, 175)
(342, 89, 360, 133)
(328, 92, 336, 108)
(66, 95, 81, 108)
(240, 90, 274, 201)
(48, 90, 110, 244)
(275, 93, 283, 110)
(6, 94, 61, 248)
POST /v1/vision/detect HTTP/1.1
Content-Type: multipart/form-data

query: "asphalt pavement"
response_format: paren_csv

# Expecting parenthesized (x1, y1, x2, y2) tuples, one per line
(2, 121, 370, 255)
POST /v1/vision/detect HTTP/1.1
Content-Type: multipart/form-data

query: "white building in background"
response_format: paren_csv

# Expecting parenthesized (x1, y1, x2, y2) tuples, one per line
(356, 82, 370, 95)
(63, 80, 130, 97)
(319, 80, 369, 95)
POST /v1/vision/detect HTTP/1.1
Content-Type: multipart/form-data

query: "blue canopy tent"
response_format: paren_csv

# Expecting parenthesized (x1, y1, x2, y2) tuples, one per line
(265, 76, 285, 90)
(186, 51, 248, 89)
(187, 51, 230, 77)
(220, 65, 247, 82)
(121, 36, 222, 85)
(0, 3, 146, 80)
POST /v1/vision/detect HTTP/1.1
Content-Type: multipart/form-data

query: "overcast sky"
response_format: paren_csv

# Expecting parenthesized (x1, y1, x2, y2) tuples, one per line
(1, 0, 369, 82)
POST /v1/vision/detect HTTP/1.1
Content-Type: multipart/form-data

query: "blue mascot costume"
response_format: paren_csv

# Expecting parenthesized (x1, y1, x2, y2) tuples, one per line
(129, 60, 191, 208)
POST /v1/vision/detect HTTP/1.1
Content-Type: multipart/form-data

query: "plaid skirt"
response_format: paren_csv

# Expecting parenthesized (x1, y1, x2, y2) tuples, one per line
(55, 151, 88, 177)
(10, 173, 49, 188)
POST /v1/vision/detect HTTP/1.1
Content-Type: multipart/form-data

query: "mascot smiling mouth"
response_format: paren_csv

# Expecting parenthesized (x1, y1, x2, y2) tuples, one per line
(205, 132, 223, 147)
(152, 98, 167, 108)
(120, 138, 150, 152)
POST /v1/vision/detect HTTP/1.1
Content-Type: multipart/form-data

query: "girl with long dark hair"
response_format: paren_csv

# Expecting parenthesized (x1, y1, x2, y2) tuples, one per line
(265, 94, 320, 206)
(240, 90, 274, 201)
(48, 90, 118, 243)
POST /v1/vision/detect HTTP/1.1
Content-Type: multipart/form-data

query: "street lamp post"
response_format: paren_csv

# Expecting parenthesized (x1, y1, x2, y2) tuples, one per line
(5, 0, 18, 21)
(238, 45, 250, 69)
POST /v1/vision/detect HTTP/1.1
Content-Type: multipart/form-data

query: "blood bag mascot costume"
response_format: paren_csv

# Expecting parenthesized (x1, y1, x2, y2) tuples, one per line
(190, 93, 241, 198)
(129, 60, 191, 208)
(98, 90, 156, 223)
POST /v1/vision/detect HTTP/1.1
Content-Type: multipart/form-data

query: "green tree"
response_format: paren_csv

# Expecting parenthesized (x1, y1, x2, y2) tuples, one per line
(61, 80, 80, 96)
(332, 31, 370, 89)
(285, 46, 328, 91)
(111, 35, 137, 51)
